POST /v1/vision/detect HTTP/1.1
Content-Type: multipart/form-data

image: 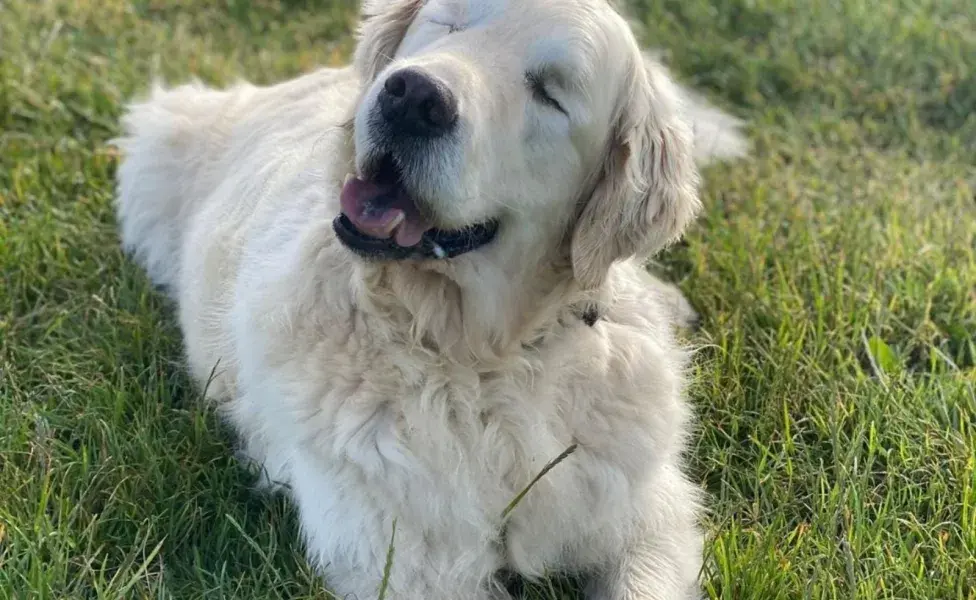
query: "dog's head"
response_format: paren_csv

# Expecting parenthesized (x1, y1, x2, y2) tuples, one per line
(337, 0, 700, 289)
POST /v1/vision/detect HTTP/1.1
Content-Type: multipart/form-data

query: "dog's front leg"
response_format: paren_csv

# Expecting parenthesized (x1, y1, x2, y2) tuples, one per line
(584, 471, 704, 600)
(584, 530, 703, 600)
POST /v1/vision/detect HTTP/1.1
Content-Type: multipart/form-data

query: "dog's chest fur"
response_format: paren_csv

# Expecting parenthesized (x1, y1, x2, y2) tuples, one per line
(229, 252, 686, 575)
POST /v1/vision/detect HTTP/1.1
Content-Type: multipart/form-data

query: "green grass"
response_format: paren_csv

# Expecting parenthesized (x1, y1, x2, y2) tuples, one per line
(1, 0, 974, 598)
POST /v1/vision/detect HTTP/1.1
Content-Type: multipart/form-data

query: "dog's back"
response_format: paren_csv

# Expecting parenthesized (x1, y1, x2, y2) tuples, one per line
(113, 81, 247, 291)
(112, 67, 357, 293)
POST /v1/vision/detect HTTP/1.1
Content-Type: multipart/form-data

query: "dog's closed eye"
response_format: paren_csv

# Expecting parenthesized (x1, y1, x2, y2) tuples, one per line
(429, 19, 464, 34)
(525, 71, 566, 115)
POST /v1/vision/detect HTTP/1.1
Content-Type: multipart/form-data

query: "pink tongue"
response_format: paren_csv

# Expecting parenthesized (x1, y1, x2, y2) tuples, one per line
(340, 177, 430, 247)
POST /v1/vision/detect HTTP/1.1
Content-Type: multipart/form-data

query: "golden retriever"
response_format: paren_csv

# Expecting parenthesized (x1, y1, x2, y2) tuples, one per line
(113, 0, 746, 597)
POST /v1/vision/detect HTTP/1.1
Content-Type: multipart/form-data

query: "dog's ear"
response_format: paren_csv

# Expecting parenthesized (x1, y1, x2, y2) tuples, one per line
(354, 0, 424, 84)
(571, 54, 701, 290)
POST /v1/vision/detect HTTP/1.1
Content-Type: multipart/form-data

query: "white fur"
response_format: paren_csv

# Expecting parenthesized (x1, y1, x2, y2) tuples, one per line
(113, 0, 746, 598)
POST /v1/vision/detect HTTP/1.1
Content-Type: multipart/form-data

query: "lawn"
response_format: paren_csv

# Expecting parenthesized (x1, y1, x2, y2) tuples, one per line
(1, 0, 974, 598)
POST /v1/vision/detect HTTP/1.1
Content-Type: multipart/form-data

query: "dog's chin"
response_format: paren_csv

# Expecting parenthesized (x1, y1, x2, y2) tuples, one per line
(335, 152, 500, 262)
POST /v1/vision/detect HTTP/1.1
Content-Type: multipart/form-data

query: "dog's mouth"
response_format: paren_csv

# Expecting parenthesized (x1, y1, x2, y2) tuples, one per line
(340, 153, 432, 248)
(335, 153, 499, 260)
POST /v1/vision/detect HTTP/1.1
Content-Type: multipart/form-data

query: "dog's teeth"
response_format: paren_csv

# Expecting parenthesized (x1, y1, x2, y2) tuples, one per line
(342, 173, 355, 185)
(431, 243, 446, 259)
(385, 212, 405, 233)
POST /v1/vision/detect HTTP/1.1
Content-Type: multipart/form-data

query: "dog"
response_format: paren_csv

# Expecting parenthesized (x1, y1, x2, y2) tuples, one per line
(112, 0, 746, 597)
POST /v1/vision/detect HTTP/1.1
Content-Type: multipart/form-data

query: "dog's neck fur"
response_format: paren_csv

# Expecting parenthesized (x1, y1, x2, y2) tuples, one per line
(350, 218, 601, 365)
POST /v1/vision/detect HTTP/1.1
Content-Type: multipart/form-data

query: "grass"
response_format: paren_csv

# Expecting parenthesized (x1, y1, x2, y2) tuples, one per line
(0, 0, 974, 598)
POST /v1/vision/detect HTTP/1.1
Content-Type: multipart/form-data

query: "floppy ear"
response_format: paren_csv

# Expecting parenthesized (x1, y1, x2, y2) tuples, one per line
(571, 55, 702, 290)
(354, 0, 425, 84)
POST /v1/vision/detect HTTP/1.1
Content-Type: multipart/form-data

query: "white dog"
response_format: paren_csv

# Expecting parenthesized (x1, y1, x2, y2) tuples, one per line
(113, 0, 746, 598)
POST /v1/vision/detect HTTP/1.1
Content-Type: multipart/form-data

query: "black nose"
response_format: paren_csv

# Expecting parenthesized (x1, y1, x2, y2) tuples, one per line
(378, 68, 458, 138)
